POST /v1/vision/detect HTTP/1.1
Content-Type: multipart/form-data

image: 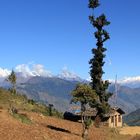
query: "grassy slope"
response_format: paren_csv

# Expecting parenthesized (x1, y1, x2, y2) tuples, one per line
(0, 88, 62, 117)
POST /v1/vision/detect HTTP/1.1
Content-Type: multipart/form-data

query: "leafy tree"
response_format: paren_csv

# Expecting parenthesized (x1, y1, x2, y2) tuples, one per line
(88, 0, 112, 121)
(71, 84, 97, 140)
(7, 70, 17, 94)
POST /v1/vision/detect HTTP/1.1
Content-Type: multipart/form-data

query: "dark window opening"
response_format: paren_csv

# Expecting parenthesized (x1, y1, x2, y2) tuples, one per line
(111, 116, 114, 123)
(118, 115, 121, 122)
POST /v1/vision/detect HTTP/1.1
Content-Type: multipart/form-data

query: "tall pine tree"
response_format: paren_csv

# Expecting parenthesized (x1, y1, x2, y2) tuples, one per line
(88, 0, 112, 119)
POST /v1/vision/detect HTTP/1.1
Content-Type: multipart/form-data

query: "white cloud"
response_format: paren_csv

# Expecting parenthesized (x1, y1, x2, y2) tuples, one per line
(32, 64, 53, 77)
(0, 64, 80, 80)
(15, 64, 35, 77)
(86, 77, 91, 82)
(0, 68, 11, 77)
(15, 64, 53, 78)
(1, 62, 140, 85)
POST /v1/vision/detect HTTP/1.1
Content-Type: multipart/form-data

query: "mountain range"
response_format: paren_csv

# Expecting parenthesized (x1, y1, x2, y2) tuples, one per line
(17, 76, 78, 112)
(0, 70, 140, 114)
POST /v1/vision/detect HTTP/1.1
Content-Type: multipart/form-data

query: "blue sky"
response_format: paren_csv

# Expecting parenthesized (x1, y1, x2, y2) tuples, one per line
(0, 0, 140, 80)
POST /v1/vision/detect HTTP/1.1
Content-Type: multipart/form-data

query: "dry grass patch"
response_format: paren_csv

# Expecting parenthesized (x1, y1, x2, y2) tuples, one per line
(119, 126, 140, 135)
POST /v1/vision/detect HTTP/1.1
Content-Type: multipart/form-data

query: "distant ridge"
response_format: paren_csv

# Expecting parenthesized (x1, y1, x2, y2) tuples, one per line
(124, 108, 140, 126)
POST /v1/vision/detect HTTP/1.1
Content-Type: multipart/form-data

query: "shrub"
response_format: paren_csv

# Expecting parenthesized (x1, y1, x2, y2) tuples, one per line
(12, 112, 32, 124)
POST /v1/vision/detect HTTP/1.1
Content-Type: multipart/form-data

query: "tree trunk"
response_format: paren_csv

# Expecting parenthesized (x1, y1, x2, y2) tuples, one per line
(82, 124, 89, 140)
(82, 115, 89, 140)
(94, 114, 101, 128)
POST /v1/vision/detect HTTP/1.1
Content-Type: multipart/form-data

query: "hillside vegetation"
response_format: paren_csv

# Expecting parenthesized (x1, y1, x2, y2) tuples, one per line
(0, 88, 62, 118)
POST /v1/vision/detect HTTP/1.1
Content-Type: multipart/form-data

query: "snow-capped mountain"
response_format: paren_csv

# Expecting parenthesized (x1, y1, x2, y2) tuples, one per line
(15, 64, 53, 78)
(57, 67, 83, 81)
(110, 76, 140, 88)
(0, 64, 84, 87)
(1, 64, 140, 88)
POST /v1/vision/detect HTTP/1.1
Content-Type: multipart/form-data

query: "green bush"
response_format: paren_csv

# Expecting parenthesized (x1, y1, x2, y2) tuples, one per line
(85, 118, 93, 128)
(28, 99, 36, 105)
(12, 112, 32, 124)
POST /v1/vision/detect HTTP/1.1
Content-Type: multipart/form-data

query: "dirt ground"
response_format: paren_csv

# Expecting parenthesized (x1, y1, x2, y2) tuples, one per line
(0, 109, 107, 140)
(0, 109, 139, 140)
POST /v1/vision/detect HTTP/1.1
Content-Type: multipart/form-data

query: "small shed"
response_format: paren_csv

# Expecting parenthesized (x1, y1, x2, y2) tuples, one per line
(64, 106, 125, 128)
(103, 107, 125, 128)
